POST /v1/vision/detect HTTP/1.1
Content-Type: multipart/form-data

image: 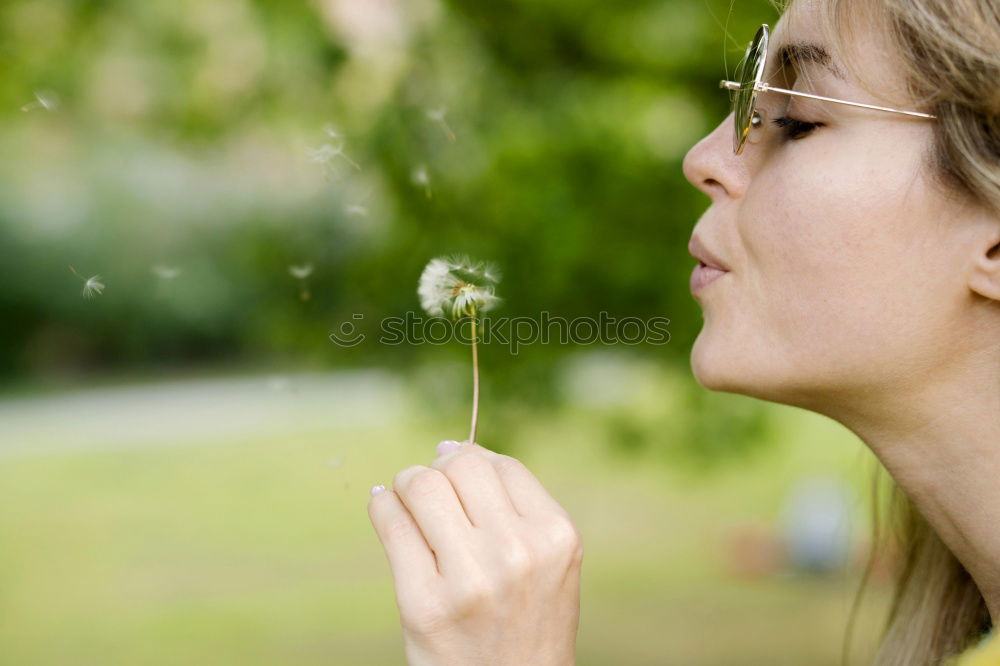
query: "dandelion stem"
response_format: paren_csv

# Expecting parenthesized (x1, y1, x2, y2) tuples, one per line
(469, 314, 480, 445)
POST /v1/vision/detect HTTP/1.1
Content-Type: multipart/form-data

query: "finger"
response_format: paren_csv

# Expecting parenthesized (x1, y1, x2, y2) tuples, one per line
(462, 442, 570, 519)
(392, 465, 476, 576)
(429, 443, 519, 529)
(367, 487, 442, 603)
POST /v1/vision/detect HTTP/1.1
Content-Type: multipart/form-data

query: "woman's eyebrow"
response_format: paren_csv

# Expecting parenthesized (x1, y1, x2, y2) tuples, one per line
(773, 41, 846, 81)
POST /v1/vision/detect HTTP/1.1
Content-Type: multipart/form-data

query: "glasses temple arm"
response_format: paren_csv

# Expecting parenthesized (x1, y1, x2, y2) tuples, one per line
(718, 79, 936, 119)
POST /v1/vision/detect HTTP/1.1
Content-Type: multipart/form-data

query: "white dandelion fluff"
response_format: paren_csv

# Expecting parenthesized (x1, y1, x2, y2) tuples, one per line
(21, 90, 59, 113)
(426, 105, 456, 142)
(82, 275, 105, 299)
(289, 263, 314, 301)
(411, 164, 432, 199)
(306, 144, 336, 164)
(418, 255, 501, 320)
(306, 124, 362, 172)
(345, 204, 369, 217)
(152, 265, 181, 280)
(69, 265, 105, 299)
(289, 263, 314, 279)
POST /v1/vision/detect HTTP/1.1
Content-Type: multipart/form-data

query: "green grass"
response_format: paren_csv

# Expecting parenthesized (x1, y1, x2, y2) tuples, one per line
(0, 377, 893, 665)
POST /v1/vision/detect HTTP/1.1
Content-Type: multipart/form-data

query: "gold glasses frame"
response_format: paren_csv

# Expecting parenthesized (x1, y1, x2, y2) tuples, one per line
(718, 23, 937, 154)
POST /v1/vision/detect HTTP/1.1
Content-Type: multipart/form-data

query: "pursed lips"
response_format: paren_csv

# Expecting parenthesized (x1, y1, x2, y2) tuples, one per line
(687, 234, 731, 272)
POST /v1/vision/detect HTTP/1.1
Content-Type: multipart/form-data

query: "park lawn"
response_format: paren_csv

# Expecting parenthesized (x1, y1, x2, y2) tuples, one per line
(0, 385, 891, 665)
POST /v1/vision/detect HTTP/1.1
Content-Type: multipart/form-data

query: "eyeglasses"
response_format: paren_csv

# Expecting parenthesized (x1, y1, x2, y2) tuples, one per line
(718, 23, 937, 155)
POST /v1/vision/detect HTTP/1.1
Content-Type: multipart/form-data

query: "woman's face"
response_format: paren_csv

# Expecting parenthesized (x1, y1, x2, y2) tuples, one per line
(681, 0, 986, 412)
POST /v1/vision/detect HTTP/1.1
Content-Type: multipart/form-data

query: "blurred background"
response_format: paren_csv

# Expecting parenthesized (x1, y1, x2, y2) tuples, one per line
(0, 0, 898, 663)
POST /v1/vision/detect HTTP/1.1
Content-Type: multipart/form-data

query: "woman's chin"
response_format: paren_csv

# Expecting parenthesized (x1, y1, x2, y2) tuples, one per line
(689, 330, 824, 408)
(690, 328, 770, 397)
(690, 331, 740, 391)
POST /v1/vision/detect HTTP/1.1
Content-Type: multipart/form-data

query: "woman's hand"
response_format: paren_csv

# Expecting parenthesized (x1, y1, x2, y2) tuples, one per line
(367, 439, 584, 666)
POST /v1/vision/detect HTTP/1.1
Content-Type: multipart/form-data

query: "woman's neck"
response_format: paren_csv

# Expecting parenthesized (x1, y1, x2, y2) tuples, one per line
(825, 346, 1000, 623)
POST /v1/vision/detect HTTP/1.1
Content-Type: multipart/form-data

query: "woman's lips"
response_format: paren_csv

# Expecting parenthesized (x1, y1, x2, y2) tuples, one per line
(690, 262, 729, 293)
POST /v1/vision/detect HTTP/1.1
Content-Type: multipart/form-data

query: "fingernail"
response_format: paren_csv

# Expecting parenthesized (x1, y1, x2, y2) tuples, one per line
(436, 440, 461, 456)
(370, 484, 386, 497)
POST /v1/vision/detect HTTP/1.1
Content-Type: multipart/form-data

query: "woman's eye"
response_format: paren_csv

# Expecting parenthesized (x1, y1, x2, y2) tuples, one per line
(771, 115, 822, 140)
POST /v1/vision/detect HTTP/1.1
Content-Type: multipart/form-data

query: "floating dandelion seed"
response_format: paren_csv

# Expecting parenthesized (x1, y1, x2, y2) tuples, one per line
(312, 124, 362, 172)
(344, 185, 374, 217)
(69, 265, 105, 299)
(426, 106, 456, 142)
(289, 263, 314, 300)
(411, 164, 432, 199)
(82, 276, 105, 299)
(306, 144, 360, 181)
(21, 90, 59, 113)
(306, 144, 335, 163)
(289, 263, 313, 279)
(418, 255, 502, 444)
(306, 145, 337, 182)
(151, 265, 181, 280)
(151, 264, 181, 300)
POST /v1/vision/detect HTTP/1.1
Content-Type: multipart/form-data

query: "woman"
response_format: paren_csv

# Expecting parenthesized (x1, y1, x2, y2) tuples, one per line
(366, 0, 1000, 663)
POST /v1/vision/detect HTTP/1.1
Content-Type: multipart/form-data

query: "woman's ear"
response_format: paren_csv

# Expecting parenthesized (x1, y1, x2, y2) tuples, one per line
(968, 223, 1000, 302)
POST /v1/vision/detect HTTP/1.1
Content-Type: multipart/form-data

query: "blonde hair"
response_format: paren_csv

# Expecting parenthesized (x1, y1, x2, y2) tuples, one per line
(764, 0, 1000, 663)
(852, 468, 992, 665)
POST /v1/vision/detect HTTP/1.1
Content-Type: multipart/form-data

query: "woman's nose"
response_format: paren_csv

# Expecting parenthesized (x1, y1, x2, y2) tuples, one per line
(681, 113, 746, 201)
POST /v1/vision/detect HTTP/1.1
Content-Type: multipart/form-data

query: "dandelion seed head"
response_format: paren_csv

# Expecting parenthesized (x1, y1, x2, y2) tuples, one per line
(289, 263, 314, 279)
(345, 204, 369, 217)
(418, 255, 501, 319)
(82, 275, 105, 299)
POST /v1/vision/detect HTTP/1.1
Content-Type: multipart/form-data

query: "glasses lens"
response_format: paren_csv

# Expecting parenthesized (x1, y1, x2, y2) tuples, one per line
(733, 25, 767, 153)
